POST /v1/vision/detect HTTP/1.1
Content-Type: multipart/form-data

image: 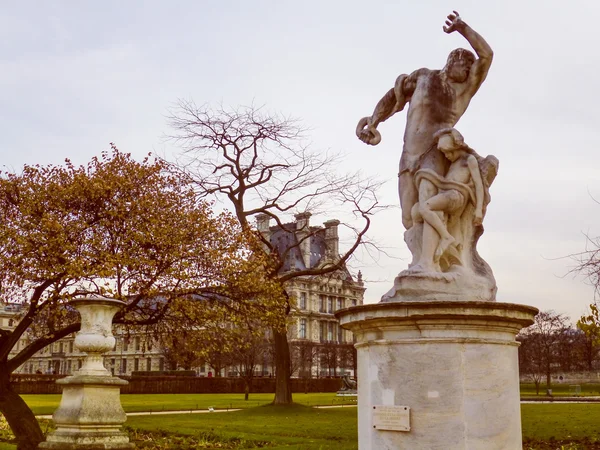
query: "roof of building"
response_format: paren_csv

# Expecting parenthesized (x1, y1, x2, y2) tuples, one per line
(270, 222, 327, 272)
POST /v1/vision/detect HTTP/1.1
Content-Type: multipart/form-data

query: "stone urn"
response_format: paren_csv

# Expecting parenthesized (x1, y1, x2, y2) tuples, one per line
(39, 295, 134, 449)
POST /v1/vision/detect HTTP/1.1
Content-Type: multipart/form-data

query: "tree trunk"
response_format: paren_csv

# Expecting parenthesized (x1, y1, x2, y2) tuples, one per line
(272, 328, 292, 405)
(0, 373, 45, 450)
(244, 378, 250, 401)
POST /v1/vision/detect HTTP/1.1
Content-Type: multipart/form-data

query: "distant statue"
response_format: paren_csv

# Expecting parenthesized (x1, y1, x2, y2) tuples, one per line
(341, 374, 357, 391)
(356, 11, 493, 230)
(337, 374, 358, 396)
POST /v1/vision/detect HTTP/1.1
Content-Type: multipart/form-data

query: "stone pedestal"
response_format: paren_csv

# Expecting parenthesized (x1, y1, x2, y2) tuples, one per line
(39, 296, 134, 449)
(336, 301, 537, 450)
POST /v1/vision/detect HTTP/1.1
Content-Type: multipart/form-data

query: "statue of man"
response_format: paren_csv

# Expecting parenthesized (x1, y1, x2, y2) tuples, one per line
(356, 11, 493, 230)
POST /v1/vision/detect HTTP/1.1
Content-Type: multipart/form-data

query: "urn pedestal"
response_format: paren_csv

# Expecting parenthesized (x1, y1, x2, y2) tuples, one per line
(336, 301, 537, 450)
(39, 295, 134, 449)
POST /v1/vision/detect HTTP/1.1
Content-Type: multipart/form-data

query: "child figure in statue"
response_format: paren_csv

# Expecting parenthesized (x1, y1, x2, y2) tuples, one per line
(409, 128, 484, 273)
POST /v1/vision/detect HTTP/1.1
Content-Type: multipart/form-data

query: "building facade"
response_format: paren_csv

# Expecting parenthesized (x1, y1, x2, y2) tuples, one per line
(258, 212, 365, 377)
(11, 214, 364, 378)
(11, 325, 168, 376)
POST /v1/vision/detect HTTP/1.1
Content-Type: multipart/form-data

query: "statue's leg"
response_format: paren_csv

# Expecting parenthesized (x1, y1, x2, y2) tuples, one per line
(416, 222, 440, 272)
(399, 171, 417, 229)
(421, 193, 456, 262)
(412, 179, 443, 271)
(421, 193, 454, 241)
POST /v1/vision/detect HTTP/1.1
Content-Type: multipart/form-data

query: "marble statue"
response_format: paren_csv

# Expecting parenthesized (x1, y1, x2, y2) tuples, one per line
(341, 15, 537, 449)
(356, 12, 498, 301)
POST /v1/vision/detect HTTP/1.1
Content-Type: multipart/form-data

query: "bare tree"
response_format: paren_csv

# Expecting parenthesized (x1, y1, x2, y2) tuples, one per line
(570, 233, 600, 298)
(563, 232, 600, 371)
(228, 330, 268, 400)
(337, 343, 357, 376)
(318, 342, 356, 378)
(290, 341, 319, 379)
(517, 332, 544, 395)
(518, 310, 570, 392)
(167, 102, 383, 404)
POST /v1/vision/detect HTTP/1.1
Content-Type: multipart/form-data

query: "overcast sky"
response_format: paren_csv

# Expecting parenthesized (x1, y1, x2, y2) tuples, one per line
(2, 1, 599, 323)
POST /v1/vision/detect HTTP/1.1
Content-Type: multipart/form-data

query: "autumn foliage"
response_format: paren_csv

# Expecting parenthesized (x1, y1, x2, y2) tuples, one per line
(0, 147, 285, 449)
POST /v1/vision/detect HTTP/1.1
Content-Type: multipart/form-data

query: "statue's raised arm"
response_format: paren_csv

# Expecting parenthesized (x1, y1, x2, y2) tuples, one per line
(443, 11, 493, 97)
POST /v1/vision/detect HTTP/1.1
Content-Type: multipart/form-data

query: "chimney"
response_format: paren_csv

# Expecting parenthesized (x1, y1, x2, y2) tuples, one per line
(256, 214, 272, 249)
(294, 212, 312, 268)
(323, 219, 340, 260)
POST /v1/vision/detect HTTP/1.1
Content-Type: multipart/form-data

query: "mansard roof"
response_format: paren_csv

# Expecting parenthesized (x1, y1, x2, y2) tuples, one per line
(269, 223, 327, 272)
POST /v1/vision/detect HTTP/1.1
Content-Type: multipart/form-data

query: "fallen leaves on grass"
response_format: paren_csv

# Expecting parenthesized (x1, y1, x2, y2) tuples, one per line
(125, 427, 271, 449)
(523, 437, 600, 449)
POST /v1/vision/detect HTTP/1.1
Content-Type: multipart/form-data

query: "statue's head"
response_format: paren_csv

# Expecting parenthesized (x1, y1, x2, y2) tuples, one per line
(434, 128, 472, 161)
(444, 48, 475, 83)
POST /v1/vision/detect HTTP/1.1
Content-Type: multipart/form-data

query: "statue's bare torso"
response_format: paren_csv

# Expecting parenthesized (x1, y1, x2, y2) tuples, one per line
(402, 68, 477, 172)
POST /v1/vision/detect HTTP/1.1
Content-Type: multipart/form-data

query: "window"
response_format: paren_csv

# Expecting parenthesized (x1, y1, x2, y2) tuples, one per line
(299, 319, 307, 339)
(337, 298, 344, 310)
(78, 360, 83, 369)
(319, 296, 326, 313)
(59, 342, 63, 353)
(123, 337, 129, 352)
(159, 358, 165, 371)
(352, 299, 357, 307)
(69, 341, 74, 353)
(299, 292, 307, 310)
(135, 337, 141, 351)
(8, 319, 13, 327)
(327, 322, 334, 341)
(327, 297, 333, 313)
(67, 360, 72, 373)
(121, 358, 127, 374)
(320, 321, 327, 342)
(146, 358, 152, 371)
(134, 358, 139, 372)
(338, 326, 344, 343)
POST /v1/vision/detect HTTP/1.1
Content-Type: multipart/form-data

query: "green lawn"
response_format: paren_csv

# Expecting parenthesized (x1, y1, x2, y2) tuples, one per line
(520, 382, 600, 397)
(123, 403, 600, 449)
(21, 393, 357, 415)
(127, 403, 358, 449)
(4, 394, 600, 449)
(522, 403, 600, 449)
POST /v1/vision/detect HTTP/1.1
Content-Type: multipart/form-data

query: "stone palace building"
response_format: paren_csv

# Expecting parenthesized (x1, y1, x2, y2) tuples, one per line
(8, 213, 365, 377)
